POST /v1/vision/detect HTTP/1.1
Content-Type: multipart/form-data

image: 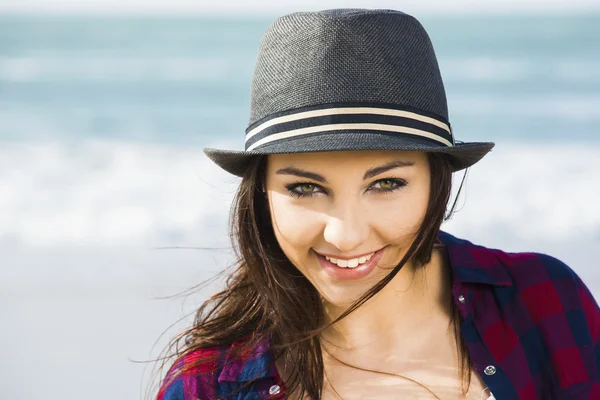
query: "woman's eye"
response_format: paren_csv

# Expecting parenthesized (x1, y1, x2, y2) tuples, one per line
(286, 178, 405, 198)
(378, 179, 394, 189)
(299, 183, 316, 193)
(286, 183, 323, 197)
(370, 178, 406, 192)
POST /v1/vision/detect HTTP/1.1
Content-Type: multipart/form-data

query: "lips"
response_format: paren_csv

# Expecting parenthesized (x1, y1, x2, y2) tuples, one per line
(315, 247, 386, 281)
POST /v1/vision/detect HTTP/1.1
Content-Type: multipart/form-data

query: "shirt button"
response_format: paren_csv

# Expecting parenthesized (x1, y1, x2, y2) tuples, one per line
(458, 295, 466, 304)
(269, 384, 281, 395)
(484, 365, 496, 376)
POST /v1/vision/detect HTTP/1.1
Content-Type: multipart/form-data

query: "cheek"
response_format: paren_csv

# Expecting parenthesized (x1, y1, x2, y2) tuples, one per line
(367, 185, 430, 241)
(268, 193, 324, 256)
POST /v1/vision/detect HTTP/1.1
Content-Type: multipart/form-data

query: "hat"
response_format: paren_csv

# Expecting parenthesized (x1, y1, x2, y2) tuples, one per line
(203, 8, 494, 177)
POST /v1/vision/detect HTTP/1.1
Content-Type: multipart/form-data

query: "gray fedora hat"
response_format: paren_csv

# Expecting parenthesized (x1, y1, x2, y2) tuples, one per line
(204, 8, 494, 177)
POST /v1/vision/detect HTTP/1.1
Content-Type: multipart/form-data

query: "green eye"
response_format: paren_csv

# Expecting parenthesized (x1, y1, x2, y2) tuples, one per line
(300, 184, 315, 193)
(379, 179, 394, 189)
(369, 178, 407, 193)
(286, 182, 323, 198)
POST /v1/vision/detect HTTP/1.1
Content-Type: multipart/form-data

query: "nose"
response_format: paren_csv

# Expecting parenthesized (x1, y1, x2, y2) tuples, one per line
(322, 203, 370, 253)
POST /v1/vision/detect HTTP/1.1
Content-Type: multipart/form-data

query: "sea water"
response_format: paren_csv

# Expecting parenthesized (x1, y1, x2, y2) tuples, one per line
(0, 13, 599, 400)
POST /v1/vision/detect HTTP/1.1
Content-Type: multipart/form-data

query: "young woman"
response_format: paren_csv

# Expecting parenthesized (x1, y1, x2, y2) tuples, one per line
(155, 8, 600, 400)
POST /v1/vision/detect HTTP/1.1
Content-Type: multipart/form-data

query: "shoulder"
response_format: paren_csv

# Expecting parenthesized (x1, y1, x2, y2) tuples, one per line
(440, 230, 599, 332)
(475, 239, 588, 303)
(490, 249, 598, 320)
(156, 357, 186, 400)
(492, 248, 578, 284)
(156, 346, 226, 400)
(441, 231, 600, 390)
(157, 374, 184, 400)
(440, 229, 585, 287)
(488, 247, 594, 311)
(467, 233, 599, 340)
(156, 336, 276, 400)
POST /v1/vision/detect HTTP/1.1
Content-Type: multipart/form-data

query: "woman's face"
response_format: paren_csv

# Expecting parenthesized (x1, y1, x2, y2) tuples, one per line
(264, 150, 431, 307)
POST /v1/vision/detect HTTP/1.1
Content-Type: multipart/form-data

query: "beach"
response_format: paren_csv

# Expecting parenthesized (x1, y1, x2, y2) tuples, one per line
(1, 13, 599, 399)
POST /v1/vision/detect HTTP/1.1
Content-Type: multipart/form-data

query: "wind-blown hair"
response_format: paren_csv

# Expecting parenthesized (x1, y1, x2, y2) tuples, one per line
(154, 152, 470, 399)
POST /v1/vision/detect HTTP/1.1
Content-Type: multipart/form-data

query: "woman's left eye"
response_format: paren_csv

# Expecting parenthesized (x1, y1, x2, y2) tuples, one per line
(369, 178, 407, 192)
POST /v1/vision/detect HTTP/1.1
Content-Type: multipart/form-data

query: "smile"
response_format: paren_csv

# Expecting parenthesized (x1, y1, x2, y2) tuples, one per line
(315, 247, 386, 281)
(324, 253, 374, 268)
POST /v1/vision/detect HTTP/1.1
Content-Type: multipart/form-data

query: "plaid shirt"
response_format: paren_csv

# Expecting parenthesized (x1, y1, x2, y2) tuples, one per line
(157, 230, 600, 399)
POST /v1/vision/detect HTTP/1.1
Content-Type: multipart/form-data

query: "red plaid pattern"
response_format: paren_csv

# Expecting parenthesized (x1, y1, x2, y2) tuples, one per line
(158, 230, 600, 399)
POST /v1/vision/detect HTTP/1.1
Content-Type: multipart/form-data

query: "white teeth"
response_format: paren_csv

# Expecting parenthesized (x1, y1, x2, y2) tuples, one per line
(347, 258, 359, 268)
(324, 252, 376, 269)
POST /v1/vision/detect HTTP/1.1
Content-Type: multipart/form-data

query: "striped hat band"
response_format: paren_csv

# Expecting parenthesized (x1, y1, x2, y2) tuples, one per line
(244, 103, 454, 152)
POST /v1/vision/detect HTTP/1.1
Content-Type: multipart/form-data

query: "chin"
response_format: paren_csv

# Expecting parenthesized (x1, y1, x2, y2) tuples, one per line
(315, 283, 367, 308)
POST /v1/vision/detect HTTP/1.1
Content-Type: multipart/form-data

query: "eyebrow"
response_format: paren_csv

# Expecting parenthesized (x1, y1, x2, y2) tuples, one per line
(275, 167, 328, 183)
(363, 160, 415, 180)
(275, 160, 415, 183)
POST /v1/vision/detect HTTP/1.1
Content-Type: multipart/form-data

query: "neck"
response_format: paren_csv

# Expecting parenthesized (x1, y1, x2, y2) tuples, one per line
(319, 247, 453, 359)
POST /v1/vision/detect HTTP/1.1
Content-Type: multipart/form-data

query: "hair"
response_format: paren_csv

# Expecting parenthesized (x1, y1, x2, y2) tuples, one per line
(153, 152, 470, 399)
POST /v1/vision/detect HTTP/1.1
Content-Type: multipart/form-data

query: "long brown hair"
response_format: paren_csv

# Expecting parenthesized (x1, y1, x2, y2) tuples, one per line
(153, 152, 470, 399)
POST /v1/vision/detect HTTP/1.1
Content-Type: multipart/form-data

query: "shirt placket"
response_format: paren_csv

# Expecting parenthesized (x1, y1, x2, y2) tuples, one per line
(453, 283, 512, 400)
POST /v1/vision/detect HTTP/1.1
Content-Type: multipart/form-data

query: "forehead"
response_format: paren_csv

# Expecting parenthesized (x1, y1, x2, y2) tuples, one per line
(266, 150, 428, 171)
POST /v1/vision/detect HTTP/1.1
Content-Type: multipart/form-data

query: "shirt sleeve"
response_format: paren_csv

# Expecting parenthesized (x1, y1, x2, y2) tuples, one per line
(156, 348, 221, 400)
(156, 358, 187, 400)
(158, 376, 185, 400)
(575, 273, 600, 366)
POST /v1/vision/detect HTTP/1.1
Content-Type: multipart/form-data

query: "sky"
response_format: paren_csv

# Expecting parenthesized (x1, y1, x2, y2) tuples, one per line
(1, 0, 600, 15)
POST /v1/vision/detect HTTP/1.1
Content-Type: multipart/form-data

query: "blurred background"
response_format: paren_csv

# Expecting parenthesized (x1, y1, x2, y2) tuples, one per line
(1, 0, 599, 399)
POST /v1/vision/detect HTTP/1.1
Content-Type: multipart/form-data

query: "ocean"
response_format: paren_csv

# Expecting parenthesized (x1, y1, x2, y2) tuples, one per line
(0, 13, 599, 399)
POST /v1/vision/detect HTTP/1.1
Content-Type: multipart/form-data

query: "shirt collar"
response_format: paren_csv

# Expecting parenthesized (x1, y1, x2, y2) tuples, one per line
(437, 230, 513, 287)
(218, 230, 513, 384)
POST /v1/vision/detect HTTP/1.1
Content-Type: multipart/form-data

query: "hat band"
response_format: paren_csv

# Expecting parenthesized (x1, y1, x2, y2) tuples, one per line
(244, 103, 454, 151)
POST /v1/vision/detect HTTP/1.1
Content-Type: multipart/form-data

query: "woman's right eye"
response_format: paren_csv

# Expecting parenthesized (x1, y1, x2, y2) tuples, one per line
(285, 182, 324, 198)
